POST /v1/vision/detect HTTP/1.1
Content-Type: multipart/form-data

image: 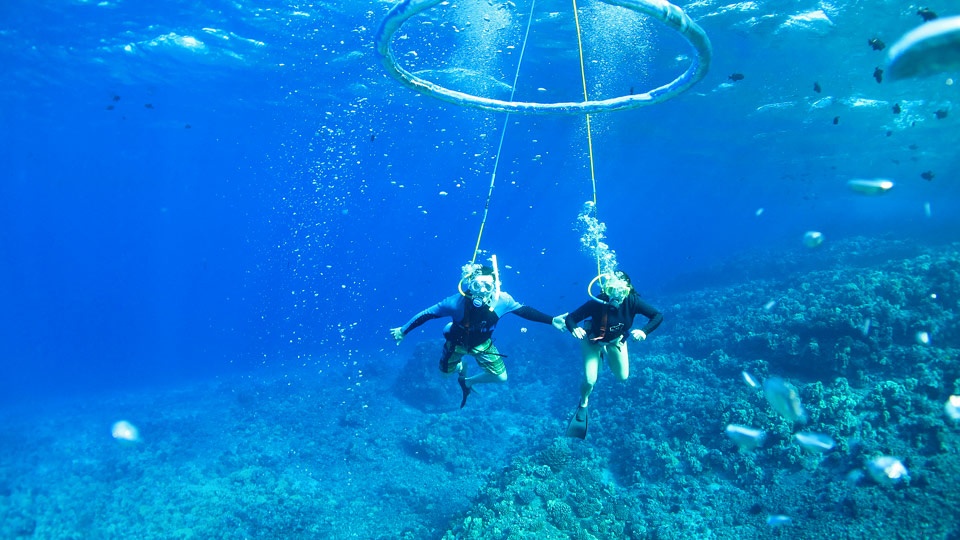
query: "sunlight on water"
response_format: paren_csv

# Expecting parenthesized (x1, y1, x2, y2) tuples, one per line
(578, 1, 654, 99)
(448, 0, 518, 93)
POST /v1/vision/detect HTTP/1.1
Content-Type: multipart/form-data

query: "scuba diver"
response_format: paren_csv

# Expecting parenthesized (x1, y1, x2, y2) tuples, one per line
(561, 270, 663, 438)
(390, 258, 566, 408)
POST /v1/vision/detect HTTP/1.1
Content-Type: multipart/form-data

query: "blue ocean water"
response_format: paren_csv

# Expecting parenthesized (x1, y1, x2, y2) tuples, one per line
(1, 0, 958, 538)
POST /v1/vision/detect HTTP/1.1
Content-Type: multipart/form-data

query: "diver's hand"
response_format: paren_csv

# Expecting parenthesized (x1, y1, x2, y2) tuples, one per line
(390, 327, 404, 345)
(631, 329, 647, 341)
(572, 327, 587, 340)
(551, 313, 568, 332)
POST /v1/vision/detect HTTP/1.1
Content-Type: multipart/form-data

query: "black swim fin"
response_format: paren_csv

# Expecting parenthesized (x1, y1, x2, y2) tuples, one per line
(458, 374, 472, 408)
(565, 405, 589, 439)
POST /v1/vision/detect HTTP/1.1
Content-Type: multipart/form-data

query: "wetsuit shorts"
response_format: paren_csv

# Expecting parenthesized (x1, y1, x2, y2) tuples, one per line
(439, 339, 505, 375)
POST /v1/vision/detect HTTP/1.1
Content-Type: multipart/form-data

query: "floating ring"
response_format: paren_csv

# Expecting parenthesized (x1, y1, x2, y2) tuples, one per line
(886, 15, 960, 80)
(375, 0, 712, 115)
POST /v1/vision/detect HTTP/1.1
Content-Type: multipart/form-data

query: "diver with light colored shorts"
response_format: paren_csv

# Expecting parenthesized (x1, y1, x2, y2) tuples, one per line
(391, 258, 566, 408)
(561, 270, 662, 438)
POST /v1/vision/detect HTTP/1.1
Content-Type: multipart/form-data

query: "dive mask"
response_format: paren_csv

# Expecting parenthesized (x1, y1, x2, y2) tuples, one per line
(603, 278, 630, 307)
(469, 275, 495, 306)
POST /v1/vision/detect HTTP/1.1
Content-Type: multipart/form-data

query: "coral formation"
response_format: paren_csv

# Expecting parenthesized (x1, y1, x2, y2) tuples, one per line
(1, 238, 958, 538)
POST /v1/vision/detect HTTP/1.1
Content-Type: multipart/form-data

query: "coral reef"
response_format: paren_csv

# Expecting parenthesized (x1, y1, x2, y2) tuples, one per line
(1, 238, 958, 538)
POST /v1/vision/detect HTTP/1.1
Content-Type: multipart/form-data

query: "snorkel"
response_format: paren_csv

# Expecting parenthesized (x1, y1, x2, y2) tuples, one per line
(457, 264, 479, 298)
(489, 254, 502, 308)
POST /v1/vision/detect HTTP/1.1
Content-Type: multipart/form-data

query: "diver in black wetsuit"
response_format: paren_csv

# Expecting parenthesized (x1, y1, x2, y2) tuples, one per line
(561, 270, 662, 436)
(391, 261, 566, 408)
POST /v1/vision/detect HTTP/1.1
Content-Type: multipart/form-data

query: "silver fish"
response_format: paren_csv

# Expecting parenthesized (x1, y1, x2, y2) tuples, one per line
(767, 515, 792, 528)
(794, 432, 836, 453)
(802, 231, 824, 248)
(867, 456, 909, 484)
(763, 377, 807, 423)
(725, 424, 766, 450)
(946, 395, 960, 421)
(847, 178, 894, 195)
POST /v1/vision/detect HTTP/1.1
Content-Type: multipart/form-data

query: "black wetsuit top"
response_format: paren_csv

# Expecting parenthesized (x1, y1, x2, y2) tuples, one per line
(564, 291, 663, 344)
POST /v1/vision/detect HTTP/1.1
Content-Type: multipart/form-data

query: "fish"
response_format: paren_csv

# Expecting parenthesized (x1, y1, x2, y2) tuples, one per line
(794, 432, 836, 453)
(813, 81, 821, 93)
(846, 469, 865, 485)
(833, 116, 840, 125)
(763, 377, 807, 423)
(111, 420, 140, 442)
(728, 73, 745, 82)
(921, 171, 935, 181)
(767, 515, 792, 528)
(847, 178, 894, 195)
(945, 395, 960, 421)
(742, 370, 760, 388)
(802, 231, 823, 248)
(935, 109, 948, 119)
(873, 67, 883, 83)
(867, 456, 908, 483)
(893, 103, 901, 114)
(725, 424, 766, 450)
(917, 7, 938, 22)
(868, 38, 886, 51)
